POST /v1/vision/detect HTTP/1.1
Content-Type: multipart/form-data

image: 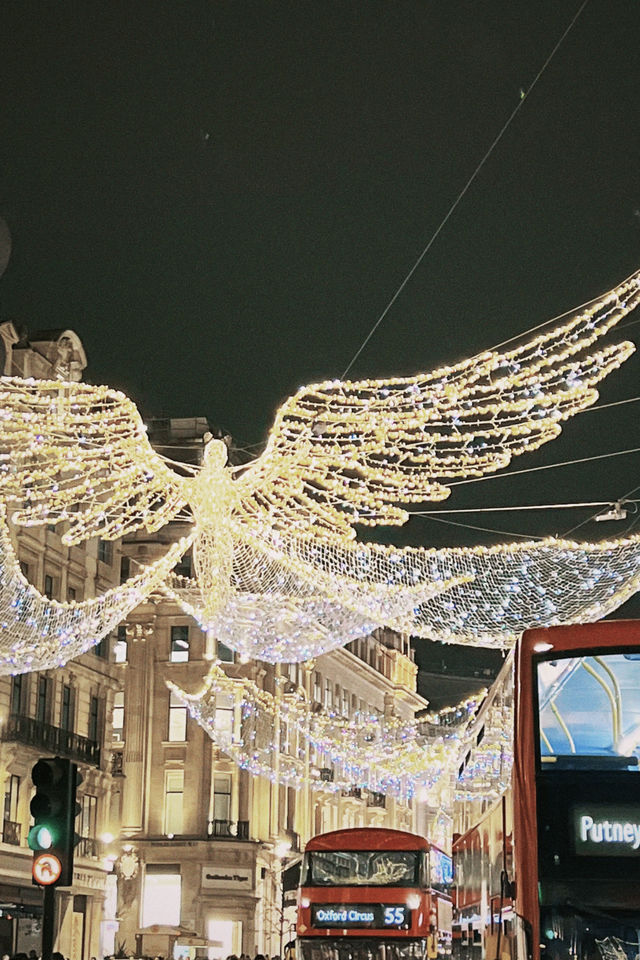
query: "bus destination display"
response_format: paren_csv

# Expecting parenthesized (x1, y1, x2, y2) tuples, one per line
(311, 905, 411, 929)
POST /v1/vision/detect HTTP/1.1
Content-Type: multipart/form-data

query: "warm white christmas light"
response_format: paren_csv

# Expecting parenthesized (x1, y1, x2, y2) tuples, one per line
(0, 267, 638, 666)
(169, 663, 483, 800)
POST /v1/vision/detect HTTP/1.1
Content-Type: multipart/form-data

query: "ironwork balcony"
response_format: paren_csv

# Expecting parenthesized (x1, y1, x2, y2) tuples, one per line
(76, 836, 103, 859)
(2, 819, 21, 846)
(111, 751, 124, 777)
(0, 714, 101, 767)
(207, 819, 250, 840)
(367, 791, 386, 808)
(342, 786, 362, 800)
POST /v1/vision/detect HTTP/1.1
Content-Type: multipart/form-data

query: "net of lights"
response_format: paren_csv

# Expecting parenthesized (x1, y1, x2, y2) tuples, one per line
(0, 270, 638, 670)
(169, 663, 484, 801)
(165, 522, 640, 659)
(455, 652, 515, 806)
(0, 507, 193, 674)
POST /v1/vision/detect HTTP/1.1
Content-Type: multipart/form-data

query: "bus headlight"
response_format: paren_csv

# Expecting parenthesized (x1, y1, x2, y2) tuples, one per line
(301, 896, 311, 908)
(406, 893, 421, 910)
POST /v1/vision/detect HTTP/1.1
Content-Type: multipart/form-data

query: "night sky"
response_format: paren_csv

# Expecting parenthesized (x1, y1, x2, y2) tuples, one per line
(1, 1, 640, 650)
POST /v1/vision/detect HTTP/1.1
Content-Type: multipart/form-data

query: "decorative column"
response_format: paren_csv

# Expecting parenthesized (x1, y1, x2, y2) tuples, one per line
(120, 618, 155, 836)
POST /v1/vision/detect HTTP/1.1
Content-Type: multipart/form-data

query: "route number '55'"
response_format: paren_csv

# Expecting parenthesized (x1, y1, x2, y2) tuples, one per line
(384, 907, 406, 926)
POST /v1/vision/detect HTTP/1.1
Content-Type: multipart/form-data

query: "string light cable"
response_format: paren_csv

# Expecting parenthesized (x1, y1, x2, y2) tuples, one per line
(342, 0, 590, 379)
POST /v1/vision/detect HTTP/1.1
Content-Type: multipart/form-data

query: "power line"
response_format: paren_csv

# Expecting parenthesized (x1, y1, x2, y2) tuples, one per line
(410, 500, 640, 516)
(341, 0, 590, 379)
(448, 445, 640, 488)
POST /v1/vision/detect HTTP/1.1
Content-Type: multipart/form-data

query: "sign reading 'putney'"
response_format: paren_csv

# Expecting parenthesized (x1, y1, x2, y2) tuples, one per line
(311, 905, 410, 929)
(573, 806, 640, 857)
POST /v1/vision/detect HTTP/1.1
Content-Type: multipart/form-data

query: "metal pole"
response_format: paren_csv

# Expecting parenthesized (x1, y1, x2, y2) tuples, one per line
(41, 885, 55, 960)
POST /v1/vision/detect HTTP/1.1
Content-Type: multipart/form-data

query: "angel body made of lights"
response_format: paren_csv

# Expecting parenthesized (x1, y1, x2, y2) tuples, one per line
(0, 266, 639, 672)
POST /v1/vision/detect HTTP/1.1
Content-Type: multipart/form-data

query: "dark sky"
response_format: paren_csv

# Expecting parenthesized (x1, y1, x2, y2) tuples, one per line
(1, 1, 640, 636)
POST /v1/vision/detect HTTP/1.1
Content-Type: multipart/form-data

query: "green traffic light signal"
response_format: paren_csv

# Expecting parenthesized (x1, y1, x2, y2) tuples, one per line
(28, 823, 55, 851)
(30, 757, 80, 887)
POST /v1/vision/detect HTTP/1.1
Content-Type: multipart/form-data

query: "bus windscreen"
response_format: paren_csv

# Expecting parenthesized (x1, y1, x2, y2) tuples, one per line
(303, 850, 421, 886)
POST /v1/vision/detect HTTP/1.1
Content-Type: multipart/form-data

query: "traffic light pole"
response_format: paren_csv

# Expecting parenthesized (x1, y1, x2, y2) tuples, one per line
(42, 884, 55, 960)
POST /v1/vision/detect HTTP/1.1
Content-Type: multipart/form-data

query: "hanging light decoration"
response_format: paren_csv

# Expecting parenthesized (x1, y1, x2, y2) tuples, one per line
(0, 268, 638, 667)
(0, 506, 192, 674)
(169, 662, 483, 801)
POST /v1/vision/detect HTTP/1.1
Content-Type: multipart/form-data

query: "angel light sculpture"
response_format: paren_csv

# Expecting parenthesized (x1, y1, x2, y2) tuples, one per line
(0, 266, 640, 671)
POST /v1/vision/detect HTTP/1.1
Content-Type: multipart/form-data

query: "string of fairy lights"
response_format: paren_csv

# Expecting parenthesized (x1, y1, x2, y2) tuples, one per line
(0, 267, 637, 813)
(169, 662, 485, 802)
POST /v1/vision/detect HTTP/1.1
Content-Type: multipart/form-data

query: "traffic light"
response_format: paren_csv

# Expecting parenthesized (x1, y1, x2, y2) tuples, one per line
(29, 757, 80, 887)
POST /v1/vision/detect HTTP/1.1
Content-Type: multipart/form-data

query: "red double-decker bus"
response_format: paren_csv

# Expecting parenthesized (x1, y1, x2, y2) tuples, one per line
(297, 827, 453, 960)
(453, 621, 640, 960)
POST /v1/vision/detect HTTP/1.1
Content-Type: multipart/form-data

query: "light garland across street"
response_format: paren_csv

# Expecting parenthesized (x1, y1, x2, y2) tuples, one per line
(0, 267, 638, 668)
(169, 662, 484, 801)
(0, 508, 192, 674)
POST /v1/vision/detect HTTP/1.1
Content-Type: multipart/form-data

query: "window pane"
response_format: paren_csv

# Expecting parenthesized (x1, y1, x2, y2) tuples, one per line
(217, 641, 234, 663)
(537, 652, 640, 771)
(170, 626, 189, 663)
(142, 871, 181, 927)
(164, 770, 184, 835)
(169, 692, 187, 741)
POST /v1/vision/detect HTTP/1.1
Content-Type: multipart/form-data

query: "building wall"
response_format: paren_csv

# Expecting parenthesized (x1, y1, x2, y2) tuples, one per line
(0, 329, 118, 960)
(112, 419, 432, 960)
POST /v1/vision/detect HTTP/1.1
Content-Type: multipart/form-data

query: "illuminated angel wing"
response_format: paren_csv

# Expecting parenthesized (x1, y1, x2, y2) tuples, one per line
(0, 377, 186, 544)
(236, 268, 640, 538)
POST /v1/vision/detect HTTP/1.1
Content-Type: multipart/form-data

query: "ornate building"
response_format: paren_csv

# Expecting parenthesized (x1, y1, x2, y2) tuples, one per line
(0, 326, 121, 960)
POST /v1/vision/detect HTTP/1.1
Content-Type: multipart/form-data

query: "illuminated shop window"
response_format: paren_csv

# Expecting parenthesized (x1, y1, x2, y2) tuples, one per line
(142, 864, 181, 926)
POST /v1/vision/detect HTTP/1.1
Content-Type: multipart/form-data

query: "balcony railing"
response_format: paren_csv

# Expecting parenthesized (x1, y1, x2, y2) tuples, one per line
(0, 714, 101, 767)
(111, 751, 124, 777)
(2, 819, 21, 845)
(76, 836, 103, 859)
(207, 819, 250, 840)
(367, 792, 386, 808)
(342, 786, 362, 800)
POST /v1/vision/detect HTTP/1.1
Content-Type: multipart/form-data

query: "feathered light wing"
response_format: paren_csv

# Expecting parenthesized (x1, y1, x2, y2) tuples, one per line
(0, 377, 186, 544)
(236, 268, 640, 537)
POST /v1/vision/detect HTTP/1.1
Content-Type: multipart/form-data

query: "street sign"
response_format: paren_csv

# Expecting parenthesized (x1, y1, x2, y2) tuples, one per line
(33, 853, 62, 886)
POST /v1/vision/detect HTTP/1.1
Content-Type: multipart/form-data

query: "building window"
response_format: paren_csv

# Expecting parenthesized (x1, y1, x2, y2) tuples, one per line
(142, 865, 181, 927)
(112, 692, 124, 742)
(164, 770, 184, 835)
(217, 641, 234, 663)
(174, 553, 192, 579)
(3, 774, 20, 823)
(60, 684, 73, 731)
(44, 575, 54, 600)
(214, 694, 234, 743)
(98, 539, 113, 565)
(37, 677, 50, 724)
(170, 626, 189, 663)
(324, 679, 332, 710)
(114, 625, 128, 663)
(19, 560, 29, 580)
(93, 636, 108, 659)
(168, 690, 187, 741)
(67, 586, 76, 602)
(80, 794, 97, 838)
(313, 673, 322, 704)
(88, 695, 100, 742)
(212, 773, 232, 821)
(120, 555, 130, 583)
(10, 675, 23, 715)
(342, 689, 350, 717)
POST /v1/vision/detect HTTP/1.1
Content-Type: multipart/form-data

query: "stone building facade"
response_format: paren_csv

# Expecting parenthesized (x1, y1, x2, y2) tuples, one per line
(0, 326, 121, 960)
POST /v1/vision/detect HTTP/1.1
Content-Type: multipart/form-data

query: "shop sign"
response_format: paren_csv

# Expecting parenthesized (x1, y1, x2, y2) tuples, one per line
(574, 805, 640, 856)
(201, 866, 254, 890)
